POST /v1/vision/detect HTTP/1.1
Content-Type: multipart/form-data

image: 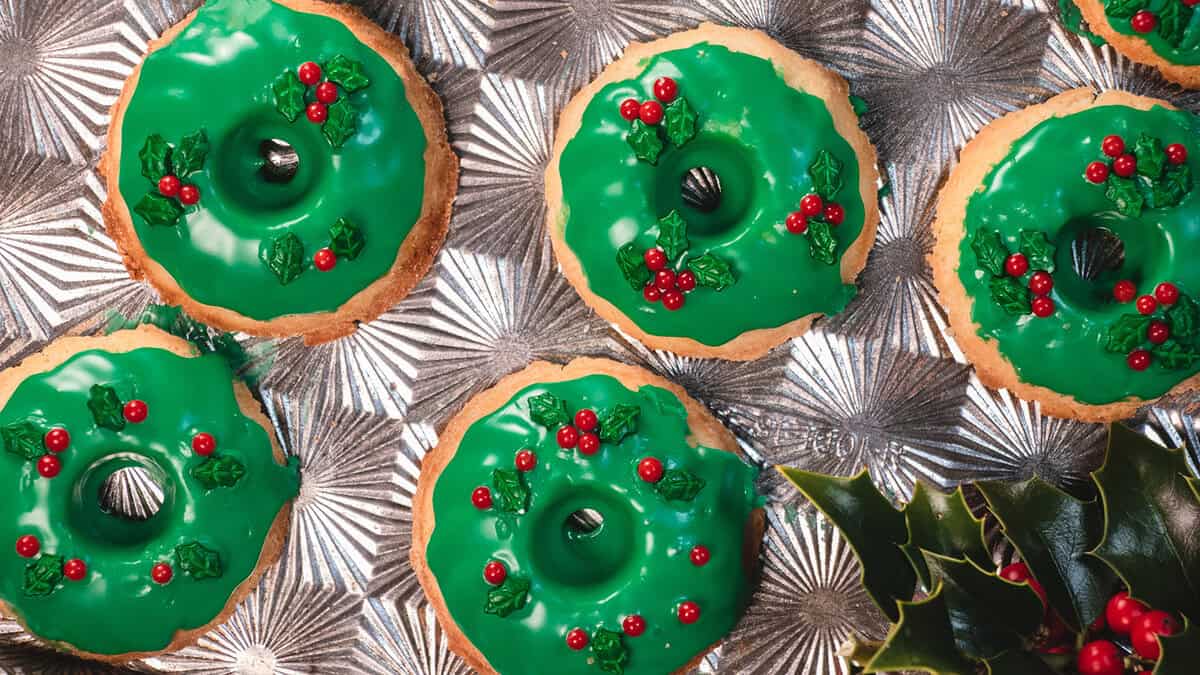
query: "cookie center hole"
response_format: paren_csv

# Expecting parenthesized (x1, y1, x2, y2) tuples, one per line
(564, 507, 604, 538)
(654, 134, 757, 237)
(531, 490, 634, 593)
(681, 166, 722, 213)
(98, 466, 165, 522)
(258, 138, 300, 184)
(1071, 226, 1126, 281)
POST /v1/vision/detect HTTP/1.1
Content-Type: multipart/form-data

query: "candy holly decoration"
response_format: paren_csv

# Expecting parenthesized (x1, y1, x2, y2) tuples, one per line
(619, 76, 697, 164)
(273, 55, 370, 148)
(1084, 132, 1192, 217)
(1103, 281, 1200, 371)
(785, 149, 848, 265)
(781, 423, 1200, 675)
(262, 216, 366, 285)
(133, 130, 208, 226)
(970, 228, 1058, 317)
(616, 210, 735, 311)
(1104, 0, 1194, 47)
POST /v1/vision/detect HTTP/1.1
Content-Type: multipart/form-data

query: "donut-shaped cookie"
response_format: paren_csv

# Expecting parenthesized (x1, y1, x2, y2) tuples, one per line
(1074, 0, 1200, 88)
(933, 89, 1200, 421)
(101, 0, 457, 344)
(545, 25, 879, 360)
(0, 327, 300, 660)
(411, 358, 763, 675)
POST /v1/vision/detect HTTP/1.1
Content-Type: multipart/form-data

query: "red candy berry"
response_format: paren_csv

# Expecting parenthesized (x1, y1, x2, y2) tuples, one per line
(1005, 253, 1029, 277)
(676, 270, 697, 292)
(1102, 135, 1125, 158)
(63, 558, 86, 581)
(644, 248, 667, 271)
(1128, 349, 1152, 371)
(472, 486, 493, 510)
(1132, 610, 1180, 660)
(690, 544, 710, 566)
(637, 457, 664, 482)
(823, 202, 845, 225)
(1031, 296, 1055, 318)
(483, 560, 507, 585)
(577, 432, 600, 455)
(178, 184, 200, 206)
(574, 409, 598, 431)
(662, 290, 684, 311)
(1077, 640, 1123, 675)
(1000, 563, 1047, 607)
(315, 81, 338, 104)
(1106, 591, 1148, 634)
(1167, 143, 1188, 164)
(557, 425, 579, 449)
(643, 284, 662, 302)
(515, 449, 537, 471)
(15, 535, 38, 558)
(1085, 161, 1110, 184)
(619, 98, 640, 121)
(622, 615, 646, 637)
(785, 211, 808, 234)
(639, 100, 664, 125)
(192, 432, 215, 456)
(37, 455, 61, 478)
(1113, 153, 1137, 177)
(1114, 280, 1137, 303)
(123, 400, 148, 423)
(800, 194, 823, 217)
(1137, 294, 1158, 315)
(655, 269, 676, 291)
(151, 563, 173, 584)
(653, 77, 678, 103)
(158, 174, 181, 197)
(1029, 271, 1053, 296)
(314, 248, 337, 272)
(298, 61, 321, 85)
(306, 102, 328, 124)
(1131, 9, 1158, 33)
(1149, 320, 1170, 345)
(44, 427, 69, 453)
(566, 628, 589, 650)
(678, 601, 700, 624)
(1155, 281, 1180, 305)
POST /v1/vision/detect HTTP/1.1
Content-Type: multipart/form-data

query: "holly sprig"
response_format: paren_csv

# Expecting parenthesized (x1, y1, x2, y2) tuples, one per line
(1086, 132, 1192, 218)
(970, 228, 1057, 317)
(620, 76, 697, 164)
(261, 216, 366, 285)
(616, 210, 735, 312)
(1104, 0, 1194, 48)
(272, 55, 370, 148)
(783, 150, 850, 265)
(133, 130, 208, 227)
(781, 423, 1200, 674)
(1103, 282, 1200, 372)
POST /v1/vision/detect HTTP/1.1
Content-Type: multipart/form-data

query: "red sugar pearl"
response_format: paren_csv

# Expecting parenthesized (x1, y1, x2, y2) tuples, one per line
(314, 248, 337, 272)
(785, 211, 808, 234)
(158, 174, 181, 197)
(44, 427, 69, 453)
(1131, 9, 1157, 33)
(151, 562, 173, 584)
(557, 425, 579, 449)
(315, 81, 338, 104)
(623, 615, 646, 637)
(1155, 282, 1180, 305)
(655, 269, 677, 291)
(37, 455, 61, 478)
(619, 98, 640, 121)
(298, 61, 322, 85)
(515, 449, 537, 472)
(637, 457, 664, 482)
(639, 100, 664, 125)
(690, 544, 710, 566)
(1114, 280, 1137, 303)
(1029, 271, 1053, 296)
(1149, 320, 1170, 345)
(678, 601, 700, 624)
(823, 202, 845, 225)
(1031, 296, 1055, 318)
(1004, 253, 1028, 277)
(1102, 135, 1125, 158)
(577, 432, 600, 455)
(575, 409, 598, 432)
(662, 290, 684, 311)
(643, 248, 667, 271)
(677, 270, 697, 292)
(472, 486, 493, 510)
(1128, 350, 1152, 371)
(1113, 153, 1137, 177)
(178, 184, 200, 206)
(63, 558, 87, 581)
(483, 560, 507, 585)
(192, 432, 216, 456)
(643, 284, 662, 302)
(15, 535, 39, 558)
(1137, 294, 1158, 315)
(1167, 143, 1188, 165)
(1085, 161, 1110, 184)
(566, 628, 589, 650)
(306, 102, 328, 124)
(800, 194, 823, 217)
(653, 77, 678, 103)
(123, 400, 148, 423)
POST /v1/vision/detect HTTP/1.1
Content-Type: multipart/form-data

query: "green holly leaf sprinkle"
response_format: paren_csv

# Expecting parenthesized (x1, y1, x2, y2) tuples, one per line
(807, 220, 838, 266)
(1, 420, 42, 461)
(663, 97, 697, 147)
(271, 71, 305, 122)
(1103, 314, 1152, 353)
(1153, 340, 1200, 369)
(626, 119, 663, 164)
(686, 252, 735, 290)
(970, 229, 1008, 277)
(654, 468, 705, 502)
(1133, 132, 1166, 179)
(1159, 0, 1192, 48)
(87, 384, 125, 431)
(323, 54, 370, 92)
(322, 98, 358, 148)
(492, 468, 530, 513)
(1018, 230, 1055, 274)
(171, 129, 208, 177)
(1105, 175, 1144, 217)
(527, 392, 570, 428)
(1148, 164, 1192, 210)
(134, 192, 184, 227)
(1167, 293, 1199, 341)
(591, 628, 629, 674)
(1105, 0, 1149, 17)
(22, 554, 63, 597)
(808, 149, 844, 201)
(988, 276, 1030, 316)
(175, 541, 222, 580)
(139, 134, 172, 182)
(484, 575, 531, 618)
(655, 210, 689, 260)
(598, 404, 639, 444)
(616, 242, 652, 290)
(263, 233, 304, 285)
(328, 217, 365, 260)
(190, 454, 246, 489)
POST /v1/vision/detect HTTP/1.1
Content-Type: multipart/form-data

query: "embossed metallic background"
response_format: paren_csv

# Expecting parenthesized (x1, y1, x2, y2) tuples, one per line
(2, 0, 1199, 672)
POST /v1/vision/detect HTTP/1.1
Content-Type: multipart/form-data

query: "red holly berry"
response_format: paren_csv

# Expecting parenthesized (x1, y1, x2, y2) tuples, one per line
(644, 248, 667, 271)
(676, 270, 697, 292)
(619, 98, 640, 121)
(192, 432, 216, 456)
(800, 194, 823, 217)
(15, 535, 38, 558)
(1167, 143, 1188, 164)
(637, 457, 664, 482)
(1185, 0, 1200, 6)
(298, 61, 322, 85)
(662, 290, 684, 311)
(1113, 153, 1137, 177)
(1149, 320, 1170, 345)
(574, 409, 598, 431)
(1029, 271, 1053, 296)
(306, 102, 328, 124)
(314, 248, 337, 271)
(37, 455, 61, 478)
(151, 562, 173, 584)
(1102, 135, 1126, 158)
(1107, 592, 1148, 634)
(1128, 350, 1152, 371)
(515, 449, 537, 472)
(178, 184, 200, 206)
(678, 601, 700, 624)
(1005, 253, 1029, 277)
(1132, 610, 1180, 660)
(622, 615, 646, 637)
(655, 269, 676, 291)
(566, 628, 589, 650)
(1077, 640, 1123, 675)
(785, 211, 808, 234)
(1131, 9, 1157, 33)
(472, 486, 493, 510)
(1114, 280, 1137, 303)
(1137, 294, 1158, 315)
(999, 563, 1047, 607)
(158, 174, 181, 197)
(483, 560, 507, 585)
(44, 427, 69, 453)
(653, 77, 678, 103)
(123, 399, 148, 423)
(63, 558, 86, 581)
(577, 432, 600, 455)
(822, 202, 845, 225)
(557, 425, 579, 449)
(690, 544, 710, 566)
(639, 100, 664, 125)
(1085, 161, 1110, 184)
(1155, 281, 1180, 305)
(1031, 296, 1055, 318)
(316, 81, 338, 104)
(643, 284, 662, 302)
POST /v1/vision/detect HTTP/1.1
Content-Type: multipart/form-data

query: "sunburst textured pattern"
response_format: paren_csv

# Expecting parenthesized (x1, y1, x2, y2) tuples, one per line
(1127, 395, 1200, 478)
(365, 423, 437, 603)
(354, 598, 470, 675)
(358, 0, 492, 69)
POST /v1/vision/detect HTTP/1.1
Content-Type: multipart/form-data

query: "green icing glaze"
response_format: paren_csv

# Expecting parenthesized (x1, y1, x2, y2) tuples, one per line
(426, 374, 762, 675)
(1101, 0, 1200, 64)
(117, 0, 427, 320)
(959, 103, 1200, 404)
(557, 43, 865, 347)
(0, 346, 299, 655)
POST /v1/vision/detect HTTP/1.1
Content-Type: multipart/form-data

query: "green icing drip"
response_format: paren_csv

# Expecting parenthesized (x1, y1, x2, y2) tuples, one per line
(557, 43, 864, 347)
(1102, 0, 1200, 63)
(959, 103, 1200, 404)
(0, 346, 299, 654)
(117, 0, 427, 320)
(425, 374, 762, 675)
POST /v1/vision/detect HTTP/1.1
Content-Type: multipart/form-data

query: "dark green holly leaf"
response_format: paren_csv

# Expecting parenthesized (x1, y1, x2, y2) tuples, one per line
(527, 392, 570, 428)
(654, 469, 705, 502)
(626, 119, 662, 164)
(138, 134, 172, 182)
(970, 229, 1008, 277)
(1092, 424, 1200, 621)
(492, 468, 530, 513)
(272, 71, 305, 122)
(329, 217, 365, 260)
(1153, 340, 1200, 369)
(22, 554, 63, 597)
(686, 253, 735, 290)
(1159, 1, 1193, 47)
(1, 420, 42, 461)
(87, 384, 125, 431)
(616, 242, 652, 290)
(1149, 164, 1193, 210)
(322, 98, 357, 148)
(807, 220, 838, 265)
(1134, 132, 1166, 179)
(923, 553, 1044, 659)
(904, 484, 992, 589)
(323, 54, 370, 92)
(780, 467, 916, 622)
(863, 584, 978, 675)
(655, 210, 689, 260)
(190, 454, 246, 489)
(175, 541, 222, 580)
(1018, 230, 1055, 274)
(172, 129, 208, 177)
(484, 575, 530, 618)
(808, 149, 844, 201)
(1103, 313, 1152, 353)
(663, 97, 697, 147)
(984, 649, 1059, 675)
(1167, 294, 1199, 341)
(988, 276, 1030, 316)
(1104, 0, 1149, 17)
(591, 628, 628, 674)
(977, 477, 1114, 632)
(597, 403, 639, 444)
(134, 192, 184, 227)
(1156, 618, 1200, 675)
(1105, 175, 1144, 217)
(263, 232, 304, 285)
